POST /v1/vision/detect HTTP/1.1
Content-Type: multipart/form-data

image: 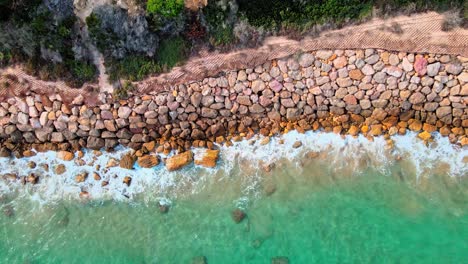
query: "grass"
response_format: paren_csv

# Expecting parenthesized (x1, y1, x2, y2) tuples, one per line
(156, 36, 188, 70)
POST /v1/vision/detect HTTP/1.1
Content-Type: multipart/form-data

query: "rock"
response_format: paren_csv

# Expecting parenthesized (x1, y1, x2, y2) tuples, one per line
(159, 203, 170, 214)
(436, 106, 452, 118)
(252, 80, 266, 93)
(418, 131, 432, 141)
(93, 173, 101, 181)
(55, 164, 66, 175)
(361, 64, 375, 75)
(123, 176, 132, 186)
(195, 149, 219, 168)
(402, 57, 413, 72)
(120, 153, 136, 169)
(446, 64, 463, 75)
(373, 72, 387, 83)
(72, 95, 84, 105)
(249, 104, 265, 113)
(426, 62, 440, 76)
(271, 256, 289, 264)
(414, 56, 427, 76)
(316, 50, 333, 60)
(336, 77, 352, 87)
(27, 173, 38, 184)
(0, 147, 10, 157)
(166, 151, 193, 171)
(292, 141, 302, 148)
(333, 56, 347, 68)
(409, 92, 426, 104)
(365, 54, 380, 64)
(231, 208, 246, 223)
(87, 137, 105, 150)
(349, 69, 364, 80)
(57, 151, 74, 161)
(75, 172, 88, 183)
(137, 155, 159, 168)
(190, 92, 202, 107)
(237, 95, 252, 106)
(191, 256, 207, 264)
(201, 107, 217, 118)
(118, 107, 132, 119)
(51, 132, 64, 142)
(389, 54, 399, 66)
(299, 53, 315, 67)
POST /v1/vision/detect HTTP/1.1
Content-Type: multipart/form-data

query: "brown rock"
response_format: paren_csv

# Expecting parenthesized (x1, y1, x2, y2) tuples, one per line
(370, 125, 382, 136)
(195, 149, 220, 168)
(137, 155, 159, 168)
(231, 208, 246, 223)
(166, 151, 193, 171)
(142, 141, 156, 152)
(408, 120, 422, 131)
(23, 150, 36, 157)
(292, 141, 302, 148)
(57, 151, 74, 161)
(93, 172, 101, 181)
(75, 172, 88, 183)
(123, 176, 132, 186)
(55, 164, 66, 175)
(349, 69, 364, 80)
(120, 153, 136, 170)
(27, 173, 38, 184)
(348, 125, 359, 136)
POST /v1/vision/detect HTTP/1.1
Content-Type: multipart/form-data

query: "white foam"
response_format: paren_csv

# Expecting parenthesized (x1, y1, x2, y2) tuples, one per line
(0, 131, 466, 203)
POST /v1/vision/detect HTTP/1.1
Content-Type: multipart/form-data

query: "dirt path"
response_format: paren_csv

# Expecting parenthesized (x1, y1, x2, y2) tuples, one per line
(1, 11, 467, 104)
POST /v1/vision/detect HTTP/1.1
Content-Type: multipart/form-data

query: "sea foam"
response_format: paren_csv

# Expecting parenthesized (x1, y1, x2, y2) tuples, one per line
(0, 131, 466, 204)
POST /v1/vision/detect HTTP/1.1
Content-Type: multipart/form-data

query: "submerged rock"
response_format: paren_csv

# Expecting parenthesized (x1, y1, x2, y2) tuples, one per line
(159, 203, 170, 214)
(194, 149, 219, 168)
(3, 205, 14, 218)
(191, 256, 207, 264)
(271, 256, 289, 264)
(55, 164, 66, 175)
(292, 141, 302, 148)
(231, 208, 246, 223)
(166, 151, 193, 171)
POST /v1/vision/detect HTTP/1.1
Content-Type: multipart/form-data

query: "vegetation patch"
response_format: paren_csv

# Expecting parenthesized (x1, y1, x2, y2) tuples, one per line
(146, 0, 185, 18)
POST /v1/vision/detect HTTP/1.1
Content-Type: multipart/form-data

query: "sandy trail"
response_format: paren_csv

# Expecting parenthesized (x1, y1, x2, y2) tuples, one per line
(0, 11, 467, 104)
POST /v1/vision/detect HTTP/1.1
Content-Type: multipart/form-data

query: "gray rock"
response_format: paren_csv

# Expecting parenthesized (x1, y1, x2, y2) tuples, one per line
(201, 107, 217, 118)
(87, 137, 105, 150)
(299, 53, 315, 67)
(118, 107, 132, 119)
(426, 62, 440, 76)
(316, 50, 333, 60)
(365, 54, 380, 65)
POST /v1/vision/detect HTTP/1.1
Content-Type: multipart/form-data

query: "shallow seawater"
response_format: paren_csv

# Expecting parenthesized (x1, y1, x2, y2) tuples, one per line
(0, 132, 467, 263)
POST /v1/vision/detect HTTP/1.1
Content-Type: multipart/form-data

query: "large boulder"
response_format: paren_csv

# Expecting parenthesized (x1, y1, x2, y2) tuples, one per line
(166, 151, 193, 171)
(195, 149, 220, 168)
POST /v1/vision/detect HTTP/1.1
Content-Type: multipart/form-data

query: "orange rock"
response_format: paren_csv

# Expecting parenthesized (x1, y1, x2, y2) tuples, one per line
(75, 172, 88, 183)
(361, 125, 369, 133)
(370, 125, 383, 136)
(349, 69, 364, 80)
(423, 123, 437, 133)
(195, 149, 220, 168)
(166, 151, 193, 171)
(418, 131, 432, 141)
(142, 141, 156, 152)
(119, 153, 136, 170)
(93, 173, 101, 181)
(333, 126, 342, 134)
(460, 137, 468, 146)
(123, 176, 132, 186)
(23, 150, 36, 157)
(348, 125, 359, 136)
(451, 127, 463, 135)
(439, 126, 451, 136)
(408, 120, 422, 131)
(57, 151, 74, 161)
(137, 155, 159, 168)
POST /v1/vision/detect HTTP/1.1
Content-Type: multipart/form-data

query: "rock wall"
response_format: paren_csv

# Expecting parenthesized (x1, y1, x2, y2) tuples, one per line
(0, 49, 467, 157)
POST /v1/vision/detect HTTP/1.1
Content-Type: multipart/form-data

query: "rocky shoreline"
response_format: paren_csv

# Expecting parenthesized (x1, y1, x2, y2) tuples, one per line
(0, 48, 467, 171)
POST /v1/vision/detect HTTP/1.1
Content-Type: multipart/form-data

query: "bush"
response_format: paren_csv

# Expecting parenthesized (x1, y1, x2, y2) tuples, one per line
(157, 36, 187, 70)
(106, 56, 161, 82)
(146, 0, 185, 18)
(203, 1, 235, 46)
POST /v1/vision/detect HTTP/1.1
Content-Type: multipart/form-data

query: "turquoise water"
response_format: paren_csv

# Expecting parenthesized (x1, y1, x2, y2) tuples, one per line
(1, 132, 467, 263)
(1, 162, 467, 263)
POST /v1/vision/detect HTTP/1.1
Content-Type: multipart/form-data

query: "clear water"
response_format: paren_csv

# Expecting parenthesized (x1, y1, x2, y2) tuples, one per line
(0, 132, 467, 263)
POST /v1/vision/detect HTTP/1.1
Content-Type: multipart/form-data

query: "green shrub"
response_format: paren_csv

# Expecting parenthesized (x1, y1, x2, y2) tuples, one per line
(157, 36, 187, 69)
(203, 1, 235, 46)
(106, 56, 161, 82)
(146, 0, 184, 18)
